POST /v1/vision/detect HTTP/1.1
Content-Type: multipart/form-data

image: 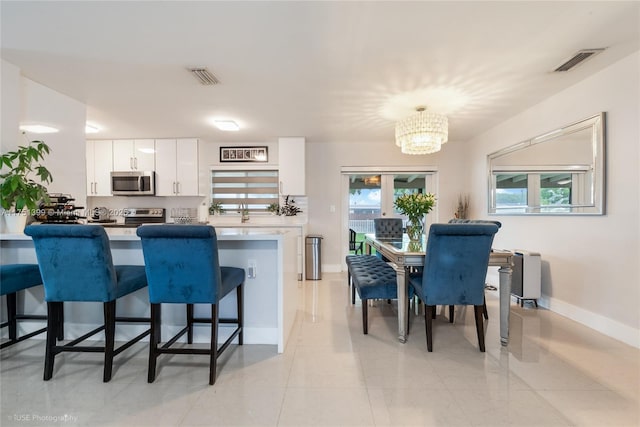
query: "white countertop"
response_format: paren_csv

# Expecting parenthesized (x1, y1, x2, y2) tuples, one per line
(1, 226, 291, 242)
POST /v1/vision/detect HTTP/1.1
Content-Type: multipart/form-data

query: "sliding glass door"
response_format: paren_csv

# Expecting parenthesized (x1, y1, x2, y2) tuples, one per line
(344, 169, 438, 254)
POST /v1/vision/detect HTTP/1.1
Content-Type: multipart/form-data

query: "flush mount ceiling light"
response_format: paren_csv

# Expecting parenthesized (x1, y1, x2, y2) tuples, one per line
(19, 124, 59, 134)
(214, 120, 240, 131)
(395, 106, 448, 155)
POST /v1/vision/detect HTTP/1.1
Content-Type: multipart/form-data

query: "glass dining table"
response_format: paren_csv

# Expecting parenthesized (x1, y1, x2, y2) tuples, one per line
(364, 233, 515, 346)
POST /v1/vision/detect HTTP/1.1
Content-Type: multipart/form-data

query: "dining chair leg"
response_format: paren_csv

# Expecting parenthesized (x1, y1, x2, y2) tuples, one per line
(482, 296, 489, 320)
(209, 303, 219, 386)
(6, 292, 17, 341)
(449, 305, 455, 323)
(474, 305, 485, 352)
(43, 302, 60, 381)
(148, 303, 160, 383)
(237, 283, 244, 345)
(425, 305, 434, 352)
(362, 299, 368, 334)
(103, 301, 116, 382)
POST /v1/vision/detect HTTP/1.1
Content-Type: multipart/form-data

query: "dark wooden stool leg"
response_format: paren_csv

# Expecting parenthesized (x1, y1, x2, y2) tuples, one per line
(209, 303, 219, 385)
(187, 304, 194, 344)
(6, 292, 17, 341)
(237, 284, 244, 345)
(43, 302, 60, 380)
(148, 303, 161, 383)
(103, 301, 116, 382)
(449, 305, 455, 323)
(57, 302, 65, 340)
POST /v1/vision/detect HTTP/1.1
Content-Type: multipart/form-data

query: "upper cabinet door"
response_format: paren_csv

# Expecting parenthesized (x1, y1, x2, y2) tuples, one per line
(86, 140, 113, 196)
(112, 139, 134, 170)
(134, 139, 155, 171)
(278, 137, 306, 195)
(154, 139, 178, 196)
(155, 138, 199, 196)
(175, 138, 199, 196)
(112, 139, 155, 171)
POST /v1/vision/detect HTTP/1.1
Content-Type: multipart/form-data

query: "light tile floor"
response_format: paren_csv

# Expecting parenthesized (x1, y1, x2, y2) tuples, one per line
(1, 273, 639, 426)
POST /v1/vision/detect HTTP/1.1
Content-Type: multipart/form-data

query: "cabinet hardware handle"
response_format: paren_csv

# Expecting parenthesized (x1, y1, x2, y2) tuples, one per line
(173, 182, 176, 194)
(94, 182, 97, 194)
(130, 157, 134, 169)
(134, 157, 138, 170)
(176, 182, 180, 194)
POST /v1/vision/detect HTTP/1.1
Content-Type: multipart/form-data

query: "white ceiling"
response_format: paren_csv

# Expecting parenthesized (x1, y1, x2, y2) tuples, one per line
(2, 1, 639, 143)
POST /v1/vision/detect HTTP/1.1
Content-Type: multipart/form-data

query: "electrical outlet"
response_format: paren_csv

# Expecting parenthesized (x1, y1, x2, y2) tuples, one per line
(248, 260, 257, 279)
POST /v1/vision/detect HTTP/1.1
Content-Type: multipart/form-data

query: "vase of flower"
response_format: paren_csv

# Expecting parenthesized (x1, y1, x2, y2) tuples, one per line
(393, 192, 436, 243)
(405, 217, 423, 242)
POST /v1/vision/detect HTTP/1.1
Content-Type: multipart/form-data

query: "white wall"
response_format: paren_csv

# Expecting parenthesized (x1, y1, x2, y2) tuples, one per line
(467, 51, 640, 347)
(20, 79, 86, 208)
(1, 62, 86, 226)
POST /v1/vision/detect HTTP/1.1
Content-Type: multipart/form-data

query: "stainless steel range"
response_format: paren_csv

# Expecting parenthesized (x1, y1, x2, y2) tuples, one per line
(122, 208, 165, 227)
(92, 208, 166, 228)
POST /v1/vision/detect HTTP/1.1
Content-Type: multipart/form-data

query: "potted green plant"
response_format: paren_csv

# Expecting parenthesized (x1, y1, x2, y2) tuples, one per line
(394, 192, 436, 242)
(208, 201, 224, 215)
(0, 140, 53, 232)
(267, 202, 280, 215)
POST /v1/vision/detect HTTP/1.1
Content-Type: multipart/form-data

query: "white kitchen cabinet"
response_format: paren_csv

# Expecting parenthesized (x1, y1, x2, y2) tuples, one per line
(112, 139, 155, 171)
(86, 140, 113, 196)
(278, 137, 305, 195)
(155, 138, 199, 196)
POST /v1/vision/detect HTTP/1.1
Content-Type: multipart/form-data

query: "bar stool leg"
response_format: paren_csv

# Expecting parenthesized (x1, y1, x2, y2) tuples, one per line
(209, 303, 219, 385)
(44, 302, 60, 380)
(6, 292, 17, 341)
(187, 304, 194, 344)
(148, 303, 161, 383)
(103, 301, 116, 382)
(237, 284, 244, 345)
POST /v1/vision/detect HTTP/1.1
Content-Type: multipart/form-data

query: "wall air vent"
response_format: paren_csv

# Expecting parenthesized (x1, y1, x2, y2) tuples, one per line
(554, 49, 606, 72)
(188, 68, 219, 85)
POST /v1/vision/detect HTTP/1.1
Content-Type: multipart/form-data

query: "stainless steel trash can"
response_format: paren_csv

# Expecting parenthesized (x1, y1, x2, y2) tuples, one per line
(305, 235, 323, 280)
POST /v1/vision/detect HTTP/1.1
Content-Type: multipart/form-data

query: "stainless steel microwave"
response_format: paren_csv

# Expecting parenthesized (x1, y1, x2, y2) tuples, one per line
(110, 171, 155, 196)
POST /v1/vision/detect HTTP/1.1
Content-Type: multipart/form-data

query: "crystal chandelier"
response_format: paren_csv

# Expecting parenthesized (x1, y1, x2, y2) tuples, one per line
(395, 107, 448, 155)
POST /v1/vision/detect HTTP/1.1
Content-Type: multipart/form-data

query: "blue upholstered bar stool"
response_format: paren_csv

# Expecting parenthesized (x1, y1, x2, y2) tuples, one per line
(409, 223, 498, 352)
(0, 264, 48, 349)
(136, 224, 245, 385)
(24, 224, 150, 382)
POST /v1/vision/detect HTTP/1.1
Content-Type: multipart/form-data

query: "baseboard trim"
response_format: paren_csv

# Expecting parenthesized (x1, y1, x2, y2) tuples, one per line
(539, 296, 640, 349)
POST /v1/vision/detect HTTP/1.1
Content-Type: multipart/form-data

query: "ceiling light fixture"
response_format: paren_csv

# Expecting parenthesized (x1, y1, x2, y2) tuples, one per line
(214, 120, 240, 131)
(395, 106, 448, 155)
(19, 124, 59, 134)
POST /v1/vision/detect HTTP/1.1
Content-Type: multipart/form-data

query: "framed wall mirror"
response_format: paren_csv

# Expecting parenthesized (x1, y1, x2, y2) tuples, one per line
(488, 113, 605, 215)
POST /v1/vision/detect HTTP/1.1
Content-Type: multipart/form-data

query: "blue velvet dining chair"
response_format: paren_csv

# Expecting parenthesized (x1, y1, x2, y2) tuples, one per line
(373, 218, 403, 262)
(24, 224, 150, 382)
(447, 219, 503, 321)
(0, 264, 48, 349)
(409, 223, 499, 352)
(136, 224, 245, 385)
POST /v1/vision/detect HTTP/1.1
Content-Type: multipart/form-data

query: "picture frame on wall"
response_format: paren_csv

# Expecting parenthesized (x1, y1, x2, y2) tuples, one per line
(220, 146, 268, 162)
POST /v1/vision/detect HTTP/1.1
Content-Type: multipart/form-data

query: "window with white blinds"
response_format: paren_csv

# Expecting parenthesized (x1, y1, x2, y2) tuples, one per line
(211, 170, 279, 213)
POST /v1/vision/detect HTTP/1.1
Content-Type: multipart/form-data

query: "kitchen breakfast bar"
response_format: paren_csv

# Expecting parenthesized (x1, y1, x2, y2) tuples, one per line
(0, 227, 302, 353)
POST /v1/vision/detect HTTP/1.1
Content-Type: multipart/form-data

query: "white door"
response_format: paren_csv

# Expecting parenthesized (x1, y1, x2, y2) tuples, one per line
(133, 139, 155, 171)
(112, 139, 134, 170)
(93, 140, 113, 196)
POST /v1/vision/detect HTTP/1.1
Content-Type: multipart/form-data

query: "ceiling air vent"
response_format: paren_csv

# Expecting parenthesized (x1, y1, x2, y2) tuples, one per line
(188, 67, 219, 85)
(554, 49, 606, 72)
